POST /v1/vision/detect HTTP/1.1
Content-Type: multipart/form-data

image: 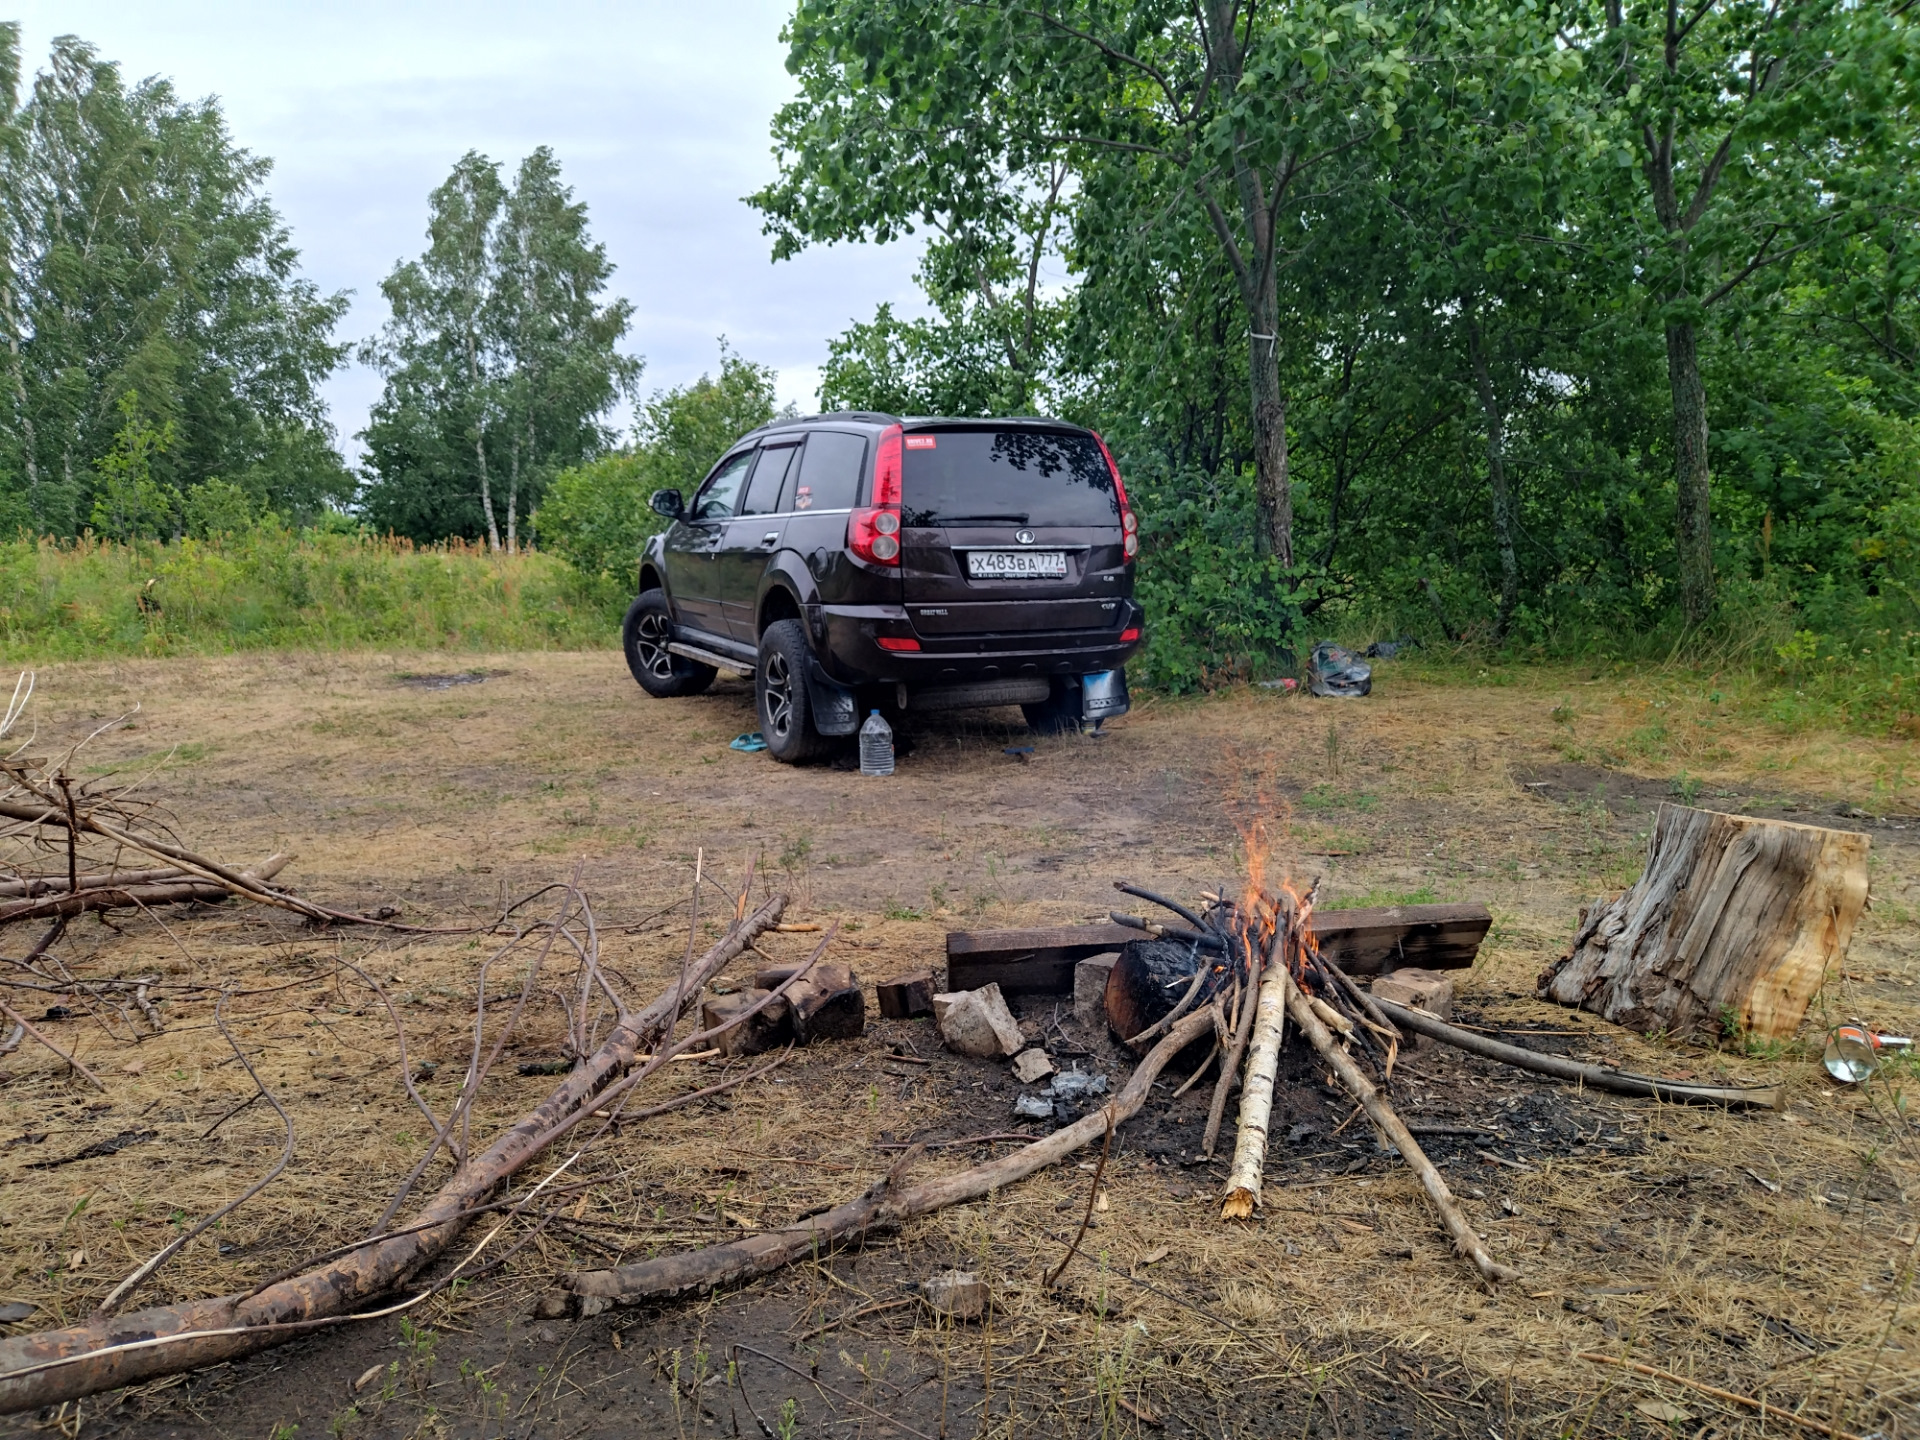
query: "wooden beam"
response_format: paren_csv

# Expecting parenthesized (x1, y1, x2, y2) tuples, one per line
(943, 904, 1492, 995)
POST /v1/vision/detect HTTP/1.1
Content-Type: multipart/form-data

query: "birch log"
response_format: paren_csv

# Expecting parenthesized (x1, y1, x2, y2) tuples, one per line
(1538, 804, 1869, 1041)
(1220, 935, 1288, 1219)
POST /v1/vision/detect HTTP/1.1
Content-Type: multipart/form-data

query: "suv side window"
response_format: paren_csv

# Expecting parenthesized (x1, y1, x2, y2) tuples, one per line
(790, 431, 866, 512)
(691, 450, 754, 522)
(741, 442, 801, 515)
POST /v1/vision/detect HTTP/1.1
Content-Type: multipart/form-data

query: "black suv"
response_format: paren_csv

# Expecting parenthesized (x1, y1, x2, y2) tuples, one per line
(621, 414, 1144, 762)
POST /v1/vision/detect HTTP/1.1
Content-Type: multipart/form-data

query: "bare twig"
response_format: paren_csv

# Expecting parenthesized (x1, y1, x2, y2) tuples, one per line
(0, 999, 105, 1091)
(1046, 1108, 1114, 1287)
(97, 987, 297, 1317)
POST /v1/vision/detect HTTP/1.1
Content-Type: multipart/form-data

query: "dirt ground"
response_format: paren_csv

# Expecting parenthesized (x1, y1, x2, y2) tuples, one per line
(1, 649, 1916, 1439)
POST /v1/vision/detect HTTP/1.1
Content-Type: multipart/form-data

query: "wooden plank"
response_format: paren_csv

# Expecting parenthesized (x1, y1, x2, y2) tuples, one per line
(1316, 903, 1493, 978)
(941, 904, 1491, 995)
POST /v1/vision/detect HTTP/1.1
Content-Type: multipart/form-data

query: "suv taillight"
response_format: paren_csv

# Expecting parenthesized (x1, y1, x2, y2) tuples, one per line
(849, 424, 904, 566)
(1092, 433, 1139, 562)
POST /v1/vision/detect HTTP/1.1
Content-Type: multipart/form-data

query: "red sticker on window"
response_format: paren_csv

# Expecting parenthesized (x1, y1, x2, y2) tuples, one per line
(904, 436, 937, 449)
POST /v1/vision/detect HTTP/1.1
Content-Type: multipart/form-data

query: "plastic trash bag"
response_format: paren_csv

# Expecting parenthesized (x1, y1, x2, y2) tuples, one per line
(1307, 642, 1372, 697)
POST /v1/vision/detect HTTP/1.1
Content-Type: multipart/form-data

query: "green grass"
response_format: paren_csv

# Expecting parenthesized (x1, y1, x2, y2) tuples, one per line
(1321, 885, 1439, 910)
(0, 527, 618, 662)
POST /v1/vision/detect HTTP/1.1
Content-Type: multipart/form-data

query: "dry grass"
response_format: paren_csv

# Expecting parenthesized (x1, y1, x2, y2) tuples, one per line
(0, 650, 1914, 1436)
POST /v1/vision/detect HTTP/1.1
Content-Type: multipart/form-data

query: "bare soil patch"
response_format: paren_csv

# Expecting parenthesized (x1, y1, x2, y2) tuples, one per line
(1, 651, 1914, 1438)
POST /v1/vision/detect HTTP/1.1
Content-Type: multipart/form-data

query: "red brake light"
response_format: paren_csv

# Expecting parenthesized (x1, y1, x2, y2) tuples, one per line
(1092, 432, 1138, 562)
(872, 425, 903, 507)
(1119, 627, 1141, 643)
(876, 636, 920, 652)
(849, 424, 905, 565)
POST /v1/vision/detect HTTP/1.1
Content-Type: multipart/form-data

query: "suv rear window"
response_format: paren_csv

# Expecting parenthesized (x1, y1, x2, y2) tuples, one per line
(900, 430, 1119, 526)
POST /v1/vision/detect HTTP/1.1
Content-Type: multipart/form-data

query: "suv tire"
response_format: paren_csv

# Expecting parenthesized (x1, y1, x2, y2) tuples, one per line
(756, 619, 827, 763)
(1022, 679, 1084, 735)
(623, 590, 715, 698)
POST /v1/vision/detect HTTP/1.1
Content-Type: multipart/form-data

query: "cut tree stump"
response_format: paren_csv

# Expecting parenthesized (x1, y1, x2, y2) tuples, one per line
(1537, 804, 1869, 1041)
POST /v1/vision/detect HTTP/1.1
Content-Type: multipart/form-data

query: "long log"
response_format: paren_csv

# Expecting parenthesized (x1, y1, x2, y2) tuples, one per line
(1283, 971, 1516, 1284)
(1219, 933, 1287, 1217)
(565, 1007, 1219, 1307)
(0, 894, 788, 1415)
(0, 866, 190, 899)
(0, 856, 289, 925)
(1372, 998, 1781, 1108)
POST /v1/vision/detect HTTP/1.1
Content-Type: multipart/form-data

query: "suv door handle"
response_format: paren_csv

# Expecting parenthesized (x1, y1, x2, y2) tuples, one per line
(759, 532, 780, 546)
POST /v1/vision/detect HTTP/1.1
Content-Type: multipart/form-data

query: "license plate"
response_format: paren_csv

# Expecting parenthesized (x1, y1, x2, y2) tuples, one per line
(966, 550, 1067, 579)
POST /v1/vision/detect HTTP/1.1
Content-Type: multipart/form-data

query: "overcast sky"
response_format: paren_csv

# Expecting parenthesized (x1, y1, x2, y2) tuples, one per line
(13, 1, 925, 459)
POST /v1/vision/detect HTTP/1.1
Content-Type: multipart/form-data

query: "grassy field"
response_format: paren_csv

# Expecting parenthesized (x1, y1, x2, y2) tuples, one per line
(0, 650, 1912, 1437)
(0, 530, 616, 661)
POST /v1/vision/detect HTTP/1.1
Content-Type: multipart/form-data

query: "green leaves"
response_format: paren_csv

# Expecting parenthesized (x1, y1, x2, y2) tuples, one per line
(360, 148, 638, 546)
(0, 28, 350, 536)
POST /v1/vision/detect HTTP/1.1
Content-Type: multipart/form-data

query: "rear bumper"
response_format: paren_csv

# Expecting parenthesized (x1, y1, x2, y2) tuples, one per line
(812, 602, 1144, 688)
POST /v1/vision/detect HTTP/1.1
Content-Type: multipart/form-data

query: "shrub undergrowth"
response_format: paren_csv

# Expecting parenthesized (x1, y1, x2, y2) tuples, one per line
(0, 528, 618, 662)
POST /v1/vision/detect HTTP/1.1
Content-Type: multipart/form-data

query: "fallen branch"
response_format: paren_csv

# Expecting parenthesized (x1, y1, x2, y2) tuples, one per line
(0, 999, 106, 1091)
(565, 1007, 1218, 1308)
(1283, 970, 1516, 1284)
(0, 856, 289, 925)
(0, 892, 788, 1415)
(1578, 1352, 1864, 1440)
(0, 866, 191, 898)
(1373, 999, 1781, 1108)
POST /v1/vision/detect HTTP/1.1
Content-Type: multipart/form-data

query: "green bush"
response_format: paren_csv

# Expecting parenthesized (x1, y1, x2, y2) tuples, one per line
(535, 452, 664, 594)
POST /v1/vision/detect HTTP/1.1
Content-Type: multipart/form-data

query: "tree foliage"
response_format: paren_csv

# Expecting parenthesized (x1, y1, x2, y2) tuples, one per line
(764, 0, 1920, 708)
(0, 27, 352, 538)
(536, 345, 781, 588)
(359, 148, 640, 549)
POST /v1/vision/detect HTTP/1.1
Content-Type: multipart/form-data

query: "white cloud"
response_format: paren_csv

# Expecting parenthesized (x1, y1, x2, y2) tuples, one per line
(17, 0, 925, 460)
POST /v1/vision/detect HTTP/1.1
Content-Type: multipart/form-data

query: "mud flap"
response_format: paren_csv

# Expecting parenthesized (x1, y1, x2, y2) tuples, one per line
(805, 659, 860, 736)
(1081, 669, 1130, 723)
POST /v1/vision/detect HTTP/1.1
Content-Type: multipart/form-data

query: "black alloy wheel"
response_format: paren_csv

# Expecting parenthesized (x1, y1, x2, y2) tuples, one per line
(756, 618, 826, 762)
(622, 590, 715, 698)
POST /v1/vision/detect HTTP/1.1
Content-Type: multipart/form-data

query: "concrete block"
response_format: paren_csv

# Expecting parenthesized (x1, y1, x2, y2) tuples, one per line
(933, 983, 1024, 1057)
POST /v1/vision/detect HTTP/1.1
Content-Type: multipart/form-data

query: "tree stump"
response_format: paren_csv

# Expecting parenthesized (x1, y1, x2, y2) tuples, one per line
(1537, 804, 1869, 1041)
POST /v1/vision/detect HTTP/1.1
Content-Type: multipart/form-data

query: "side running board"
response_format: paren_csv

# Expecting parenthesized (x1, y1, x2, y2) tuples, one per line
(668, 641, 753, 678)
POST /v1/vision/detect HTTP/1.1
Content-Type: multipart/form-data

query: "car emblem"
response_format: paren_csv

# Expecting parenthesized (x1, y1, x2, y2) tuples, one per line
(1015, 529, 1035, 545)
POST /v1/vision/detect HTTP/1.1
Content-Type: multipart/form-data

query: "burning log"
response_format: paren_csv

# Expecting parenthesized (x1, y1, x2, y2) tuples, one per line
(1220, 933, 1288, 1218)
(1537, 804, 1868, 1041)
(1102, 937, 1235, 1052)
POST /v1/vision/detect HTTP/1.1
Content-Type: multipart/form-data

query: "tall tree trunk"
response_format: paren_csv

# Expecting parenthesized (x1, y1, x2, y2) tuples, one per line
(1666, 319, 1713, 624)
(506, 419, 527, 555)
(1249, 327, 1291, 567)
(1464, 305, 1518, 636)
(465, 331, 501, 552)
(0, 278, 36, 527)
(1202, 0, 1293, 569)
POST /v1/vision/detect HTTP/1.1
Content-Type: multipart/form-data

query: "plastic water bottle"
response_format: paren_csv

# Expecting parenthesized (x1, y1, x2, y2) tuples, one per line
(859, 709, 894, 776)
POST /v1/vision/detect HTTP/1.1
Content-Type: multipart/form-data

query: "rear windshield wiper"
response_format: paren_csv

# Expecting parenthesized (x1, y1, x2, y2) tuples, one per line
(923, 513, 1030, 524)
